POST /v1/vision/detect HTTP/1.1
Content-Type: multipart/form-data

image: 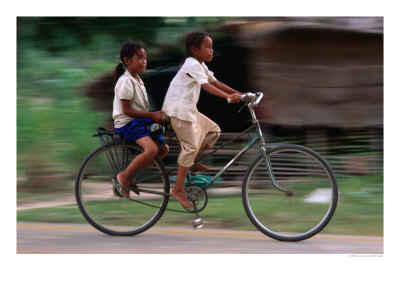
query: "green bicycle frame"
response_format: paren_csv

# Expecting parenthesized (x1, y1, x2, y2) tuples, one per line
(204, 129, 260, 188)
(188, 119, 289, 194)
(155, 92, 290, 195)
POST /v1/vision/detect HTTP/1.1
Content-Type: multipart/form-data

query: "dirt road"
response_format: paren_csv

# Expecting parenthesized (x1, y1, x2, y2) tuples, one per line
(17, 222, 383, 254)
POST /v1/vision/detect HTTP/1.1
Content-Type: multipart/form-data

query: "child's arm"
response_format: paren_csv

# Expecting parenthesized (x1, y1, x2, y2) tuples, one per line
(210, 80, 241, 95)
(201, 83, 241, 102)
(121, 100, 165, 123)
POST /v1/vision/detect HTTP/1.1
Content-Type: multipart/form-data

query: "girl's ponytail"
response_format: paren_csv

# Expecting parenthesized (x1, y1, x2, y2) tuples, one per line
(113, 40, 146, 89)
(113, 62, 126, 88)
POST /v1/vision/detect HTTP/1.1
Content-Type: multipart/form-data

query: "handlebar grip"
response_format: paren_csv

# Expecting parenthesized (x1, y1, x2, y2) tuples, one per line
(227, 92, 259, 104)
(228, 94, 247, 103)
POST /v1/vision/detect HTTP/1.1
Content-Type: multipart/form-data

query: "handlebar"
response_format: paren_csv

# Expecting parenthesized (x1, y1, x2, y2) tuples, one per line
(227, 92, 263, 108)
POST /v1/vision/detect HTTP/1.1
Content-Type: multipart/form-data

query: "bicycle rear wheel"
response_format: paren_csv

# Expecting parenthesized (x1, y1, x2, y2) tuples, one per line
(75, 140, 169, 236)
(242, 144, 338, 241)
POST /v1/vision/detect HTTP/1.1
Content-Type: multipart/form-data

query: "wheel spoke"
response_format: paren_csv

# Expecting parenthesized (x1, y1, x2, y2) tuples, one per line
(242, 145, 338, 241)
(75, 142, 169, 236)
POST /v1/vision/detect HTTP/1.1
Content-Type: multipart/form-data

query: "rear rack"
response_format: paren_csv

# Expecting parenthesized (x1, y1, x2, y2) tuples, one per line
(93, 127, 116, 138)
(92, 127, 131, 177)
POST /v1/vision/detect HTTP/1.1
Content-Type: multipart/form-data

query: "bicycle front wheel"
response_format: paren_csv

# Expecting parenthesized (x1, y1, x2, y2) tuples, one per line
(242, 144, 338, 241)
(75, 141, 169, 236)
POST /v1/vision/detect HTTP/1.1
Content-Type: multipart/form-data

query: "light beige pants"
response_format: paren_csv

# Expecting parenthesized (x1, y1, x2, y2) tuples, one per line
(170, 112, 221, 168)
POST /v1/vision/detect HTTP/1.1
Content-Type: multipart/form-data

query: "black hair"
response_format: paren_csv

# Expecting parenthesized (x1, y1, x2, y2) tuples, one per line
(182, 31, 211, 63)
(113, 40, 146, 88)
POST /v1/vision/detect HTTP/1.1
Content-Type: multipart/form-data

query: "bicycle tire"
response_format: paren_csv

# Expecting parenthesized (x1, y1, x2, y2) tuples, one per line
(242, 144, 338, 242)
(75, 140, 170, 236)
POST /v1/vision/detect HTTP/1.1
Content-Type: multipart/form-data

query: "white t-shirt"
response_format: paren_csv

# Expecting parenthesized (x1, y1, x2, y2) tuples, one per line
(162, 57, 217, 122)
(113, 70, 149, 128)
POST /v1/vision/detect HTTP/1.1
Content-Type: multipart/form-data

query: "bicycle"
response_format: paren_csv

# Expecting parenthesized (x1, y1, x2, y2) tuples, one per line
(75, 92, 338, 242)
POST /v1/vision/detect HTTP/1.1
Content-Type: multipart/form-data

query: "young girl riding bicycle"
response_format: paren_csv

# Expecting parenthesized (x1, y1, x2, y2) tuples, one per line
(162, 31, 243, 208)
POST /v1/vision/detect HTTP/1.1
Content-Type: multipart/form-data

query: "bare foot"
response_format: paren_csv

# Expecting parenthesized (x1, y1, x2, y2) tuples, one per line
(117, 172, 130, 198)
(189, 163, 210, 172)
(171, 188, 194, 208)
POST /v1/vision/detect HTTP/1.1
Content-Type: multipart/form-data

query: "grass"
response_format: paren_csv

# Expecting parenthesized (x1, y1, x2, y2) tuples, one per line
(17, 174, 383, 236)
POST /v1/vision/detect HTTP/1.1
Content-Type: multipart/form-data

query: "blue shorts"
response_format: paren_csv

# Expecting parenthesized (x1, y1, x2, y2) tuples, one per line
(114, 118, 165, 144)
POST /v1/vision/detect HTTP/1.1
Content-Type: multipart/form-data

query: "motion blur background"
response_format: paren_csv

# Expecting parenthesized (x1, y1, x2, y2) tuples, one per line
(17, 17, 383, 236)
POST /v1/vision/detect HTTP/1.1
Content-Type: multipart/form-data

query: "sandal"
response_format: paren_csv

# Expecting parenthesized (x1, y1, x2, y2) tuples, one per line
(112, 178, 140, 199)
(129, 180, 140, 195)
(113, 184, 123, 198)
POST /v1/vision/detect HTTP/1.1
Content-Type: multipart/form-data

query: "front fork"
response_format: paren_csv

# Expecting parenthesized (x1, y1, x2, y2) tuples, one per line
(254, 120, 292, 196)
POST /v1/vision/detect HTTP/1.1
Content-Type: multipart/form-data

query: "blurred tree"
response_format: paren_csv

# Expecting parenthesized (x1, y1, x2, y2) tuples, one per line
(17, 17, 166, 53)
(16, 16, 235, 192)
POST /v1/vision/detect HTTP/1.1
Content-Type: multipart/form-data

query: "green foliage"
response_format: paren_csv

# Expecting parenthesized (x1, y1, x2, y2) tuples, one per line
(17, 175, 383, 236)
(17, 17, 232, 190)
(17, 49, 110, 176)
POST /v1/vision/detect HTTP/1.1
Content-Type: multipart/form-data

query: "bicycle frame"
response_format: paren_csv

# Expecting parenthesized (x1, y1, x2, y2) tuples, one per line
(96, 92, 290, 197)
(185, 92, 289, 194)
(188, 124, 258, 189)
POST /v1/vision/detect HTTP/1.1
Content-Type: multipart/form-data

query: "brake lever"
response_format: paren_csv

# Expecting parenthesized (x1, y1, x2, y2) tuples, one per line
(238, 103, 247, 113)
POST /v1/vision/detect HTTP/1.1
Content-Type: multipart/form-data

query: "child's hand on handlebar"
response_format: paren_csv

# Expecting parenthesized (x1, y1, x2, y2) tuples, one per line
(227, 93, 241, 103)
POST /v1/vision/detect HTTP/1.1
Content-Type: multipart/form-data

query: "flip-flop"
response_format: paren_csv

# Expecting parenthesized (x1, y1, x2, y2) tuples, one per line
(129, 181, 140, 195)
(112, 178, 132, 199)
(112, 185, 123, 198)
(112, 178, 140, 196)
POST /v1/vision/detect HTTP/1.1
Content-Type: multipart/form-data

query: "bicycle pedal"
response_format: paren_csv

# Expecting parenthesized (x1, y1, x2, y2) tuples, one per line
(193, 218, 203, 229)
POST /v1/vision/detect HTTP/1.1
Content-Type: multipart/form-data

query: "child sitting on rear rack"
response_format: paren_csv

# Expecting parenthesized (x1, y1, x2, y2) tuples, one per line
(113, 41, 169, 197)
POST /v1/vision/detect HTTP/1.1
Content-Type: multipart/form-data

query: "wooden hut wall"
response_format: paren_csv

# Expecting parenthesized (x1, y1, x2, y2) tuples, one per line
(242, 23, 383, 128)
